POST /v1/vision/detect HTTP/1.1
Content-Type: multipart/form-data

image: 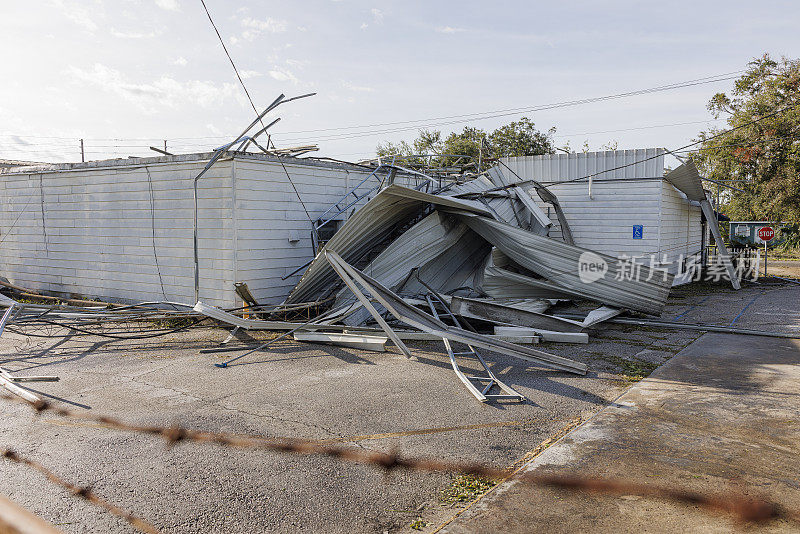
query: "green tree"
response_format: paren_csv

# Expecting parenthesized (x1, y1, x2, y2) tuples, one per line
(376, 117, 555, 168)
(414, 129, 443, 154)
(694, 54, 800, 223)
(441, 126, 486, 165)
(375, 139, 414, 157)
(487, 117, 555, 158)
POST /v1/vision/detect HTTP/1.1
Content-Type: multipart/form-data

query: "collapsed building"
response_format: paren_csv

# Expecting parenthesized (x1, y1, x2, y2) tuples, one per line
(0, 149, 717, 306)
(188, 151, 742, 400)
(0, 134, 744, 402)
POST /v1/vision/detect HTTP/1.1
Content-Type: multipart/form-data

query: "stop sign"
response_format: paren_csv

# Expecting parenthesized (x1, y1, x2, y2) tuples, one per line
(758, 226, 775, 241)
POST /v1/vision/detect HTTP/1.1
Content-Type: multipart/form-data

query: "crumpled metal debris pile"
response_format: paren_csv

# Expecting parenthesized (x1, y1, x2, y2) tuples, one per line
(194, 164, 677, 402)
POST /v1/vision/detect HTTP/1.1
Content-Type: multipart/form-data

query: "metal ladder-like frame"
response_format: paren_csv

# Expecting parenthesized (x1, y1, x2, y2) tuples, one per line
(423, 293, 525, 403)
(313, 160, 398, 238)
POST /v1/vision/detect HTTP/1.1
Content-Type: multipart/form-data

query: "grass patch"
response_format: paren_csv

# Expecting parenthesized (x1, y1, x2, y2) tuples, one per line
(656, 345, 687, 352)
(410, 518, 427, 530)
(587, 351, 659, 381)
(150, 317, 198, 329)
(600, 354, 659, 381)
(591, 336, 652, 347)
(439, 474, 497, 506)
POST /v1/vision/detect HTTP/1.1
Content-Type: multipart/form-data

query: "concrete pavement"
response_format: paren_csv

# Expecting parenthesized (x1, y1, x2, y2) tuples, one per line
(443, 285, 800, 533)
(0, 324, 648, 533)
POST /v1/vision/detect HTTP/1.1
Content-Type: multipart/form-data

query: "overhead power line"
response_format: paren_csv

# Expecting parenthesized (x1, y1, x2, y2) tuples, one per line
(0, 69, 744, 145)
(673, 135, 800, 153)
(267, 75, 742, 144)
(550, 101, 800, 185)
(551, 119, 723, 139)
(273, 71, 745, 136)
(197, 0, 314, 229)
(0, 118, 725, 150)
(199, 0, 262, 124)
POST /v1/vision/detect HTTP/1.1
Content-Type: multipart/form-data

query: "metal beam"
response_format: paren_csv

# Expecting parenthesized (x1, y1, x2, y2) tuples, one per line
(324, 251, 587, 375)
(450, 296, 584, 333)
(493, 326, 589, 344)
(700, 198, 740, 290)
(292, 332, 388, 352)
(324, 252, 414, 358)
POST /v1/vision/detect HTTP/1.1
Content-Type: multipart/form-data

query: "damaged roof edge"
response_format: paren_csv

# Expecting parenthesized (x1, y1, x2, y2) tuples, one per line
(664, 160, 706, 202)
(0, 151, 387, 176)
(285, 184, 496, 304)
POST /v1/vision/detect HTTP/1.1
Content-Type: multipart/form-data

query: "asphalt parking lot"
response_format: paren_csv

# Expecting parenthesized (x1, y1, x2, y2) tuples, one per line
(0, 280, 794, 533)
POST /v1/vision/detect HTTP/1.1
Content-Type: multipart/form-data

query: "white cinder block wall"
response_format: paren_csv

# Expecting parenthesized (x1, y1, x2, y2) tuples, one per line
(0, 155, 233, 305)
(0, 153, 409, 307)
(502, 149, 702, 274)
(658, 179, 703, 266)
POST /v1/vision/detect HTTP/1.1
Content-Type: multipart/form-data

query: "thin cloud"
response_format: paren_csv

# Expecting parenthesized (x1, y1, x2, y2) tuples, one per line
(268, 69, 299, 84)
(342, 81, 374, 93)
(110, 28, 157, 39)
(155, 0, 180, 11)
(285, 59, 306, 69)
(67, 63, 240, 113)
(361, 7, 384, 29)
(239, 17, 288, 41)
(10, 135, 32, 146)
(241, 16, 288, 33)
(173, 57, 188, 66)
(51, 0, 99, 32)
(436, 26, 465, 34)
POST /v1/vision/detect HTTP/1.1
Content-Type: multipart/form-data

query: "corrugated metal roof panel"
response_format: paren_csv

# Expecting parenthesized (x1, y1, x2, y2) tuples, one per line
(325, 251, 588, 374)
(501, 148, 665, 183)
(330, 211, 490, 325)
(664, 160, 706, 201)
(285, 184, 492, 304)
(454, 212, 672, 315)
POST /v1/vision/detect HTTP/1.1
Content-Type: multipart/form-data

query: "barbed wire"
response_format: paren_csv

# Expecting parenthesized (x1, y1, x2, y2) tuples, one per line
(1, 394, 795, 527)
(1, 448, 159, 534)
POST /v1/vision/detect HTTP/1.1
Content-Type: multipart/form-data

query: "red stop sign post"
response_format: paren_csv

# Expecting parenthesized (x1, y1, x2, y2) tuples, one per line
(758, 226, 775, 276)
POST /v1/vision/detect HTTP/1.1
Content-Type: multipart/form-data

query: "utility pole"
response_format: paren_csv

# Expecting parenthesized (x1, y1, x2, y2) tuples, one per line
(80, 139, 85, 163)
(164, 139, 168, 153)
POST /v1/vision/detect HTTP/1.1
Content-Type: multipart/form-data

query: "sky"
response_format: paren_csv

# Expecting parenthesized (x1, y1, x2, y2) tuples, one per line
(1, 0, 798, 164)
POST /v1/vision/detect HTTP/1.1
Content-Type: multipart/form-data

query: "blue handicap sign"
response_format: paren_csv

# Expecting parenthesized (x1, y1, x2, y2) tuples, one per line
(632, 225, 643, 239)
